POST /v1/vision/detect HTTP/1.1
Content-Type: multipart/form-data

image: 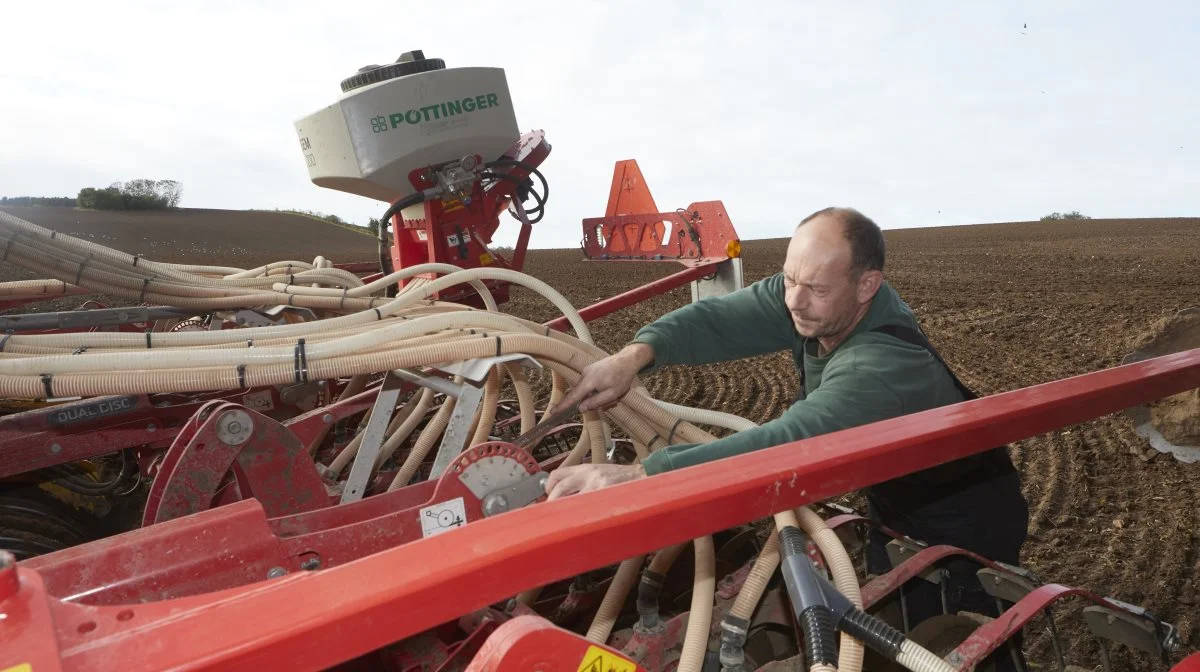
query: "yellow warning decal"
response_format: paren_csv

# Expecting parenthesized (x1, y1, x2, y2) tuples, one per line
(577, 645, 636, 672)
(479, 253, 494, 266)
(2, 664, 32, 672)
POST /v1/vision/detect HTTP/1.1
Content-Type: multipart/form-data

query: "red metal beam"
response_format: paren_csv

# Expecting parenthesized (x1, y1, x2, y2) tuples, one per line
(543, 262, 722, 333)
(4, 348, 1198, 671)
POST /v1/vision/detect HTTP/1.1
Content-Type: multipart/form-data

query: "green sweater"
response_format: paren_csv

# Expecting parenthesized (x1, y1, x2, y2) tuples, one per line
(634, 273, 966, 476)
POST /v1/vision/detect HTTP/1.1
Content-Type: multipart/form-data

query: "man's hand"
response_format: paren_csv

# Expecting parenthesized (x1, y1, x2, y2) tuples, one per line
(553, 342, 655, 414)
(544, 463, 647, 500)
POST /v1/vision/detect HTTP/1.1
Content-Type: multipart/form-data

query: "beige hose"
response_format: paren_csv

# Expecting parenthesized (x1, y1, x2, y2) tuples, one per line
(586, 556, 645, 644)
(388, 394, 456, 489)
(375, 387, 436, 469)
(677, 535, 716, 672)
(502, 362, 537, 435)
(468, 368, 502, 446)
(727, 532, 781, 621)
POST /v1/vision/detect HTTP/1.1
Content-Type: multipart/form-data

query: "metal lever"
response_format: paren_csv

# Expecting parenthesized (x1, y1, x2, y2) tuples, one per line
(481, 472, 550, 517)
(512, 402, 579, 450)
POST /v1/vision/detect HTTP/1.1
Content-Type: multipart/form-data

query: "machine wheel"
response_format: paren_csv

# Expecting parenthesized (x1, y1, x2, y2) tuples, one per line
(0, 485, 95, 560)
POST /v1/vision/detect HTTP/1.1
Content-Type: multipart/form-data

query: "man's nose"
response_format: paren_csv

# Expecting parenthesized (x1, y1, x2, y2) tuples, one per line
(785, 286, 806, 310)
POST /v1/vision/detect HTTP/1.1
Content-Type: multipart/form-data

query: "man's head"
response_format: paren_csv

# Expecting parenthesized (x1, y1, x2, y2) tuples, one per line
(781, 207, 885, 347)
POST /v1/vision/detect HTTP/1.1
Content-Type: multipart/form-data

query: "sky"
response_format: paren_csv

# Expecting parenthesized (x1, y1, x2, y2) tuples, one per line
(2, 1, 1198, 250)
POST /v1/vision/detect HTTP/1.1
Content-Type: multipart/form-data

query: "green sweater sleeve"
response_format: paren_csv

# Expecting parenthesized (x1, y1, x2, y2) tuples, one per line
(641, 348, 905, 475)
(631, 273, 794, 372)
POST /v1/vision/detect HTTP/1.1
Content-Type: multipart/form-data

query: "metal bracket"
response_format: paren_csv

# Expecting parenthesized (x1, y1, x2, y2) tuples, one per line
(428, 384, 487, 480)
(690, 257, 743, 303)
(482, 472, 549, 517)
(430, 353, 542, 384)
(340, 372, 408, 503)
(397, 355, 541, 480)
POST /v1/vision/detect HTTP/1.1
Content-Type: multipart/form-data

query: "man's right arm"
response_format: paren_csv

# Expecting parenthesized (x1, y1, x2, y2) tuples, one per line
(632, 272, 795, 373)
(554, 273, 794, 414)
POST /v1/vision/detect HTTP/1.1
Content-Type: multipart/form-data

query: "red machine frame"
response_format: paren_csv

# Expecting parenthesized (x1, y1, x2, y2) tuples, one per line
(1, 347, 1196, 670)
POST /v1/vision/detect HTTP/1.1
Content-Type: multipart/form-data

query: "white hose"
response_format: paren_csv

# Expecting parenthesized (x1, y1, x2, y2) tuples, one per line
(897, 640, 957, 672)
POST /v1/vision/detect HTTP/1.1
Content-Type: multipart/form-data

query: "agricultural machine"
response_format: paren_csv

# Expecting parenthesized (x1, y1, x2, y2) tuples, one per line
(0, 50, 1198, 672)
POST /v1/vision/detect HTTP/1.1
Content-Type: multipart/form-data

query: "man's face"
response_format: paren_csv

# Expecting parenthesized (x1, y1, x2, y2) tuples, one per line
(781, 215, 865, 340)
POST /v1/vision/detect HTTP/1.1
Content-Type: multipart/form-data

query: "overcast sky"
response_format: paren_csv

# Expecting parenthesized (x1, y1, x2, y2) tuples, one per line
(2, 1, 1197, 249)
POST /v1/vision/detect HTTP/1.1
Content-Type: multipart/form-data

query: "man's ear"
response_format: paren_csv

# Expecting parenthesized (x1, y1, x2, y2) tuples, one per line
(856, 270, 884, 303)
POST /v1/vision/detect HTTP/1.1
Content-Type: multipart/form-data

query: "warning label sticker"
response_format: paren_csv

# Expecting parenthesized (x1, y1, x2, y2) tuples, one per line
(419, 497, 467, 538)
(577, 645, 636, 672)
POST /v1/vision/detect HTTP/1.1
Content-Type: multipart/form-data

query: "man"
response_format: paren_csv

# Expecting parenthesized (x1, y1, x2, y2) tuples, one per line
(545, 207, 1030, 657)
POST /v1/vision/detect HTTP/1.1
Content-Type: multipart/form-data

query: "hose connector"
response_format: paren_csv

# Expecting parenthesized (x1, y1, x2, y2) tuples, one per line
(718, 614, 750, 671)
(635, 568, 666, 630)
(778, 526, 839, 667)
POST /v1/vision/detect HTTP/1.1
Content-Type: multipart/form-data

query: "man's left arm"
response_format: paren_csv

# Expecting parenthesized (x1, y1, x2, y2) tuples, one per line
(640, 357, 905, 475)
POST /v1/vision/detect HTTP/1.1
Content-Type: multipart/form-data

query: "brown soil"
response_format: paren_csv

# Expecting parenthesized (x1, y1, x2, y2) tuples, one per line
(4, 207, 1199, 668)
(1130, 309, 1200, 446)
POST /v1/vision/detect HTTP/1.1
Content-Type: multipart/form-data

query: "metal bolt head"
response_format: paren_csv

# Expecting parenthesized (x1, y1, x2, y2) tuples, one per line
(267, 567, 287, 579)
(300, 557, 321, 571)
(146, 423, 157, 433)
(215, 409, 253, 446)
(322, 413, 334, 424)
(482, 493, 510, 517)
(51, 443, 62, 454)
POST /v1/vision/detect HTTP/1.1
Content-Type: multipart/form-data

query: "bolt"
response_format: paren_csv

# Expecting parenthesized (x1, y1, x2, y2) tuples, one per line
(322, 413, 334, 424)
(227, 421, 243, 434)
(117, 311, 129, 321)
(146, 423, 157, 433)
(300, 557, 321, 571)
(0, 551, 18, 601)
(51, 443, 62, 454)
(267, 567, 287, 579)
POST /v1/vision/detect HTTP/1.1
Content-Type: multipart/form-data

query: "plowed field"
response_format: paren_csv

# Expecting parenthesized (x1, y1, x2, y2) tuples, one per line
(3, 206, 1198, 668)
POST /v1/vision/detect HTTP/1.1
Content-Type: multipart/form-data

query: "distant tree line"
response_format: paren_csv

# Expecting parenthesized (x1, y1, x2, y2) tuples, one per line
(77, 179, 183, 210)
(0, 195, 76, 206)
(1041, 210, 1091, 221)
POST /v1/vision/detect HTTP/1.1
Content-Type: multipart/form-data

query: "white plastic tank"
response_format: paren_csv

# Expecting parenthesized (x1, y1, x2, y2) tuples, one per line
(295, 51, 520, 203)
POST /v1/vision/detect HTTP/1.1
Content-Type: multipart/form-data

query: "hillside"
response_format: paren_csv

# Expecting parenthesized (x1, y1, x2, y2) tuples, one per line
(0, 205, 380, 268)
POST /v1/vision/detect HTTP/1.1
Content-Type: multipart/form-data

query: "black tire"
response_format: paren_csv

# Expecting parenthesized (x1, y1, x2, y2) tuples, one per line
(0, 485, 96, 561)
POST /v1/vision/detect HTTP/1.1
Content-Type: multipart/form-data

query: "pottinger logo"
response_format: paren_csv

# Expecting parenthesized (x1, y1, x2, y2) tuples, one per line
(371, 93, 501, 133)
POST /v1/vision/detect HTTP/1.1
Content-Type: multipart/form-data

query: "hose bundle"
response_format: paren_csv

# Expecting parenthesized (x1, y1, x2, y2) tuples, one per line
(0, 209, 956, 671)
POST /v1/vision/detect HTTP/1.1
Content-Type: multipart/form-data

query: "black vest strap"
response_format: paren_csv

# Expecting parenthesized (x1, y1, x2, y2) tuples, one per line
(869, 324, 977, 402)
